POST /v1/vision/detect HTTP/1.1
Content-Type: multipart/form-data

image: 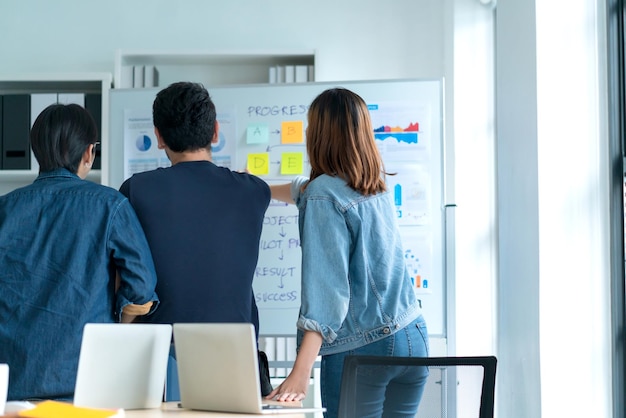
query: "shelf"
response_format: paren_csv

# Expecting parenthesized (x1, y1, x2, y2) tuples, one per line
(0, 73, 111, 94)
(117, 50, 315, 66)
(114, 49, 316, 88)
(0, 73, 112, 189)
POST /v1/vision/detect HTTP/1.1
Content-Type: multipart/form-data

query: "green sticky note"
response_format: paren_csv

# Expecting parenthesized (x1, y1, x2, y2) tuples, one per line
(247, 124, 269, 144)
(280, 152, 304, 175)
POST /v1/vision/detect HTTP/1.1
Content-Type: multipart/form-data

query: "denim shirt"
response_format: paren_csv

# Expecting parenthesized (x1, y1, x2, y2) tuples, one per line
(0, 169, 159, 400)
(291, 175, 421, 356)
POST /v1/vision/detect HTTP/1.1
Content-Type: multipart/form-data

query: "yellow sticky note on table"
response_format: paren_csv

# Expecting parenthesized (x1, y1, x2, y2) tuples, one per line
(247, 153, 270, 175)
(281, 121, 304, 144)
(281, 152, 304, 175)
(18, 400, 123, 417)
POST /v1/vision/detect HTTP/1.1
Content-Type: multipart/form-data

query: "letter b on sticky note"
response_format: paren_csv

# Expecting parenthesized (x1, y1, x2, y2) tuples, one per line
(281, 121, 303, 144)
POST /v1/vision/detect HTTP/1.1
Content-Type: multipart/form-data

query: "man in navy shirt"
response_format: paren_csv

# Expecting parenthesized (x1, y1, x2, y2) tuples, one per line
(119, 82, 270, 340)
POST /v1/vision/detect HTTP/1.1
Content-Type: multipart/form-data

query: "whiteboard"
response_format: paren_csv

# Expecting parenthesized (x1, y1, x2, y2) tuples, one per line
(109, 79, 445, 337)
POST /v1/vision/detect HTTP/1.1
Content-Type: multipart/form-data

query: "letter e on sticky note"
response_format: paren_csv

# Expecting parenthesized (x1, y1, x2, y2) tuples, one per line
(280, 152, 304, 175)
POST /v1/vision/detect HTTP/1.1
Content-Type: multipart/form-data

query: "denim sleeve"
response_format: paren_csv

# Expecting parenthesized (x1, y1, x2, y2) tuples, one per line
(108, 199, 159, 321)
(296, 198, 350, 343)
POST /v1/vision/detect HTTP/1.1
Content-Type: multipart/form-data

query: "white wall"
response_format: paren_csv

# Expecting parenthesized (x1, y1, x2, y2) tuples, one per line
(496, 0, 612, 417)
(0, 0, 445, 81)
(0, 0, 615, 417)
(495, 0, 542, 415)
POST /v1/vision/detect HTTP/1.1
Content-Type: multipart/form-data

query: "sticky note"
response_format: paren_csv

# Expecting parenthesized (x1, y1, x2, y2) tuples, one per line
(281, 121, 304, 144)
(280, 152, 304, 175)
(246, 124, 269, 144)
(247, 153, 270, 175)
(17, 400, 123, 417)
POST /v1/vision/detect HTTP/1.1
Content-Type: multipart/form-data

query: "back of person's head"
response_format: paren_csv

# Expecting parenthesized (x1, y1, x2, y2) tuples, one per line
(30, 103, 98, 174)
(306, 88, 386, 196)
(152, 82, 216, 152)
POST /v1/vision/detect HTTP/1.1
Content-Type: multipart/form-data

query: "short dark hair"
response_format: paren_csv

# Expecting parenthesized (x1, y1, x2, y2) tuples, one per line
(152, 82, 217, 152)
(30, 103, 97, 173)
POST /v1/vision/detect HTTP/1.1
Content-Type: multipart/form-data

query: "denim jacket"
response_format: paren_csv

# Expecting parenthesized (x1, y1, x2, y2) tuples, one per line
(0, 169, 159, 400)
(291, 175, 421, 356)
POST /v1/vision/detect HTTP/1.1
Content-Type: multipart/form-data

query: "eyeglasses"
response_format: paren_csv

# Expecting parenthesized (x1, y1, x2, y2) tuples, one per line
(92, 142, 101, 154)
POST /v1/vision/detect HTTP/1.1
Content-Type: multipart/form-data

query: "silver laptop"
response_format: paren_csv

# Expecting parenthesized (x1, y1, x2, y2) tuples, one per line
(173, 323, 325, 415)
(73, 323, 172, 410)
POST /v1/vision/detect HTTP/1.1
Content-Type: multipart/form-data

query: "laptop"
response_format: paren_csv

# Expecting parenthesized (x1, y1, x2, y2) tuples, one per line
(173, 323, 325, 415)
(73, 323, 172, 410)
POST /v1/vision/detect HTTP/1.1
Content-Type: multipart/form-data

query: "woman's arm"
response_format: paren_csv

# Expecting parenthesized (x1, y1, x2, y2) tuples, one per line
(265, 331, 323, 401)
(270, 183, 295, 204)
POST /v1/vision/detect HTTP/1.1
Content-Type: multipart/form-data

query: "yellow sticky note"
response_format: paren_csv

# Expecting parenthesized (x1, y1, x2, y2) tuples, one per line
(281, 152, 304, 175)
(246, 124, 269, 144)
(281, 121, 304, 144)
(247, 153, 270, 175)
(18, 400, 123, 418)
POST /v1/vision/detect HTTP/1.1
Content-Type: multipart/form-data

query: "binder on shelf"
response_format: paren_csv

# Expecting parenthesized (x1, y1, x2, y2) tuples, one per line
(295, 65, 308, 83)
(2, 95, 31, 170)
(58, 93, 85, 107)
(133, 65, 145, 88)
(268, 66, 277, 84)
(30, 94, 58, 121)
(276, 66, 286, 83)
(275, 337, 287, 377)
(308, 65, 315, 82)
(286, 336, 297, 375)
(260, 337, 276, 377)
(120, 65, 134, 88)
(284, 65, 295, 83)
(85, 94, 102, 170)
(30, 93, 58, 172)
(144, 65, 159, 88)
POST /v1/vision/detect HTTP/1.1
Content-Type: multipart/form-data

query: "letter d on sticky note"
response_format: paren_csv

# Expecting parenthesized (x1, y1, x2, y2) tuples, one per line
(247, 153, 270, 175)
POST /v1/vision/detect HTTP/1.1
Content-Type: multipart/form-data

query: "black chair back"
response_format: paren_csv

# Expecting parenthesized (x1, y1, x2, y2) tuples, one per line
(339, 355, 497, 418)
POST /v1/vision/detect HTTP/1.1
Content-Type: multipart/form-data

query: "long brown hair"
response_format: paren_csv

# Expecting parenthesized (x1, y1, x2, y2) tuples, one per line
(305, 88, 387, 195)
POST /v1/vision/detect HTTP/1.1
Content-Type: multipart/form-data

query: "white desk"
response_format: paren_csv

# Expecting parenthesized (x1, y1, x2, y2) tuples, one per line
(124, 402, 315, 417)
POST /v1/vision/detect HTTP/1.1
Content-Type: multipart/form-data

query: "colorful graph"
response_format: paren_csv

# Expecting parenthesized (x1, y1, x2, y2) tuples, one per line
(373, 122, 419, 144)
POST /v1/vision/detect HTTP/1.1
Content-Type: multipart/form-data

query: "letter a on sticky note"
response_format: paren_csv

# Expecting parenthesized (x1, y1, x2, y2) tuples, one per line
(281, 152, 304, 175)
(246, 124, 269, 144)
(281, 121, 304, 144)
(247, 153, 270, 175)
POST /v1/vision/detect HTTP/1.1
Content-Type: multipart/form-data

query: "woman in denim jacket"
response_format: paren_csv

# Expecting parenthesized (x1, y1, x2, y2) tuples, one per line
(267, 88, 429, 418)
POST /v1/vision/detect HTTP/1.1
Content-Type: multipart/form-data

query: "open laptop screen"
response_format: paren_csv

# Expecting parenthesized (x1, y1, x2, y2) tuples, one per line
(73, 323, 172, 410)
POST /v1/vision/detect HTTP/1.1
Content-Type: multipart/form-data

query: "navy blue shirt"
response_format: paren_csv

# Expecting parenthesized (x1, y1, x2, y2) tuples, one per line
(0, 169, 158, 400)
(119, 161, 270, 338)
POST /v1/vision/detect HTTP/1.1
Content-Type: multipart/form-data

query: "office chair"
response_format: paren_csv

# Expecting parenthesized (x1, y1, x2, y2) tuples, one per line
(338, 355, 497, 418)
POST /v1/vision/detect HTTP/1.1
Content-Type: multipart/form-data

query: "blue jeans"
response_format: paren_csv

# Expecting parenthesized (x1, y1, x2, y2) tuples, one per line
(320, 315, 429, 418)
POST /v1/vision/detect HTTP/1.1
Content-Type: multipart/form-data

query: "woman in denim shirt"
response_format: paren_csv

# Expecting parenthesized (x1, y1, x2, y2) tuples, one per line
(0, 104, 159, 401)
(267, 88, 429, 417)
